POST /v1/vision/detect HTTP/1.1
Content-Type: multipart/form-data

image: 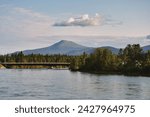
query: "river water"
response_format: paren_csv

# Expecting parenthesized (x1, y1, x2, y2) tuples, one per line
(0, 69, 150, 100)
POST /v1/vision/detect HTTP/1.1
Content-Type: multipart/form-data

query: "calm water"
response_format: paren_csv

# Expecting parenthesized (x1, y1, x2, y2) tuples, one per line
(0, 69, 150, 100)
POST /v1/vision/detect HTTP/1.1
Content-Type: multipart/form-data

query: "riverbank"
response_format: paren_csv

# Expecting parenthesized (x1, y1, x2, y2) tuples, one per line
(1, 65, 149, 76)
(71, 69, 150, 77)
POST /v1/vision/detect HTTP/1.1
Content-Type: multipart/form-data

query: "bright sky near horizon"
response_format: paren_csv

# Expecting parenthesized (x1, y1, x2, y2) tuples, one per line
(0, 0, 150, 54)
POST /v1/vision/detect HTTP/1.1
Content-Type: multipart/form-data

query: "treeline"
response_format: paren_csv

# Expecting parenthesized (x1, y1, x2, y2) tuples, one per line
(0, 44, 150, 75)
(0, 52, 73, 63)
(70, 44, 150, 75)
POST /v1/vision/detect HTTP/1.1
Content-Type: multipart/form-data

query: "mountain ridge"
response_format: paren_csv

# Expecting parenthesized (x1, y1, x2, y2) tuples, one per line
(22, 40, 95, 55)
(17, 40, 150, 55)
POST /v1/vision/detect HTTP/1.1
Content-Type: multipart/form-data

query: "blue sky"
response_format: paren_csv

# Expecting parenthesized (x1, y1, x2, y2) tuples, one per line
(0, 0, 150, 54)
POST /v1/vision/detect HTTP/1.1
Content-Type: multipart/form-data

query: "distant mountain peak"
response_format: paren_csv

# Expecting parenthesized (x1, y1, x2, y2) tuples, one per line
(21, 40, 94, 55)
(52, 40, 87, 48)
(60, 40, 80, 45)
(57, 40, 78, 45)
(14, 40, 150, 56)
(60, 40, 70, 43)
(57, 40, 70, 44)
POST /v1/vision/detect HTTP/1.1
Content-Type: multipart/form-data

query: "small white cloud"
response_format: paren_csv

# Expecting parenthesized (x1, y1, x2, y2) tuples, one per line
(53, 13, 103, 27)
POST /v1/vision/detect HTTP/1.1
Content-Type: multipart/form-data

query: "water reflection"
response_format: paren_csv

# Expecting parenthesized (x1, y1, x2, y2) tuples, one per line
(0, 69, 150, 99)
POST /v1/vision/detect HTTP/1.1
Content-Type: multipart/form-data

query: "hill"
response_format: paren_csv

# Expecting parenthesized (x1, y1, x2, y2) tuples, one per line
(142, 45, 150, 52)
(17, 40, 150, 55)
(22, 40, 95, 55)
(100, 46, 119, 54)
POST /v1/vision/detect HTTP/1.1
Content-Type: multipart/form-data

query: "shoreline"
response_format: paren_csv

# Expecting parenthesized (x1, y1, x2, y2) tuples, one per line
(71, 69, 150, 77)
(1, 66, 150, 77)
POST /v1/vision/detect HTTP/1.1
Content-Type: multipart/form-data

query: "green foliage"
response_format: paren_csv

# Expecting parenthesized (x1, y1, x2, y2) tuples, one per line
(70, 52, 88, 70)
(0, 52, 73, 63)
(1, 44, 150, 75)
(118, 44, 143, 73)
(79, 48, 119, 72)
(71, 44, 150, 75)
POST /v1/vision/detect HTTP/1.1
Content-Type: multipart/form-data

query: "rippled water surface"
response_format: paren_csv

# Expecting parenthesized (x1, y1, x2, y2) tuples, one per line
(0, 69, 150, 99)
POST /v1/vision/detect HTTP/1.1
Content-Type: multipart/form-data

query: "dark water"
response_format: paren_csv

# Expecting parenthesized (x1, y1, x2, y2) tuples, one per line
(0, 69, 150, 100)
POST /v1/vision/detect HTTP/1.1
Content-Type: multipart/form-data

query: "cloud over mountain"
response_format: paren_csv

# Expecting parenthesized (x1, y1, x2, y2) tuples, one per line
(53, 13, 103, 27)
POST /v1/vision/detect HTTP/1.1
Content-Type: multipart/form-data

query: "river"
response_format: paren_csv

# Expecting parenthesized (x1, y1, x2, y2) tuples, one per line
(0, 69, 150, 100)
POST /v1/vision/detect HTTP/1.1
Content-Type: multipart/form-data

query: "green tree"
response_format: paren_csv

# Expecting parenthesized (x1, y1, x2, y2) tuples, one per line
(81, 48, 119, 72)
(119, 44, 143, 72)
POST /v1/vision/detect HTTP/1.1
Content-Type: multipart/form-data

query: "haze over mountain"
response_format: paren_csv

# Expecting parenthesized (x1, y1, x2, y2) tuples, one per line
(17, 40, 150, 55)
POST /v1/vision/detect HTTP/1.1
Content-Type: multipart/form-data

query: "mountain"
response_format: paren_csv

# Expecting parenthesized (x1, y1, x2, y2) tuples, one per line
(100, 46, 119, 54)
(22, 40, 95, 55)
(15, 40, 150, 55)
(100, 45, 150, 53)
(17, 40, 124, 55)
(142, 45, 150, 52)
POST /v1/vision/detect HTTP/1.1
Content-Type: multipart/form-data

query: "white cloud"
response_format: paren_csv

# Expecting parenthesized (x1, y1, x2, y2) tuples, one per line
(53, 13, 104, 27)
(0, 5, 149, 54)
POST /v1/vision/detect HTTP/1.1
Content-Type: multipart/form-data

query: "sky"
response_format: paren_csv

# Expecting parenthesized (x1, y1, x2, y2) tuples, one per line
(0, 0, 150, 54)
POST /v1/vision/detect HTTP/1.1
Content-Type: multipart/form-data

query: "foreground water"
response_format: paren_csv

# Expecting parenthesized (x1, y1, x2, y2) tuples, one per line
(0, 69, 150, 100)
